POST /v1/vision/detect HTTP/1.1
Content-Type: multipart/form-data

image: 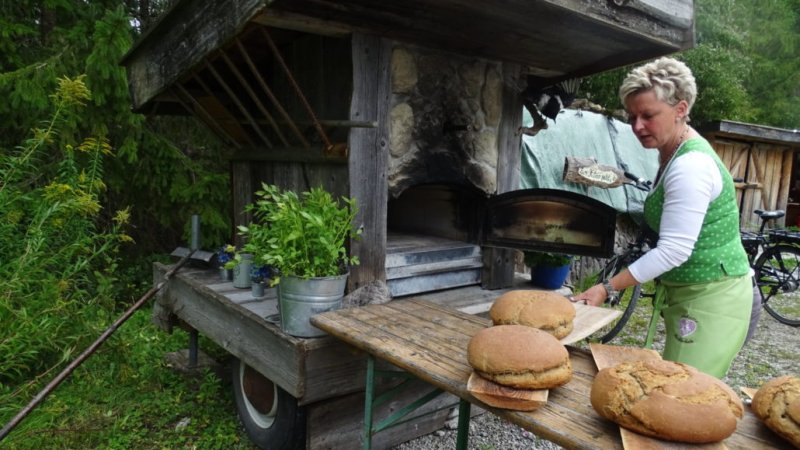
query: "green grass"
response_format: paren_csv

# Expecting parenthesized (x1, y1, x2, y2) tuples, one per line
(0, 310, 255, 450)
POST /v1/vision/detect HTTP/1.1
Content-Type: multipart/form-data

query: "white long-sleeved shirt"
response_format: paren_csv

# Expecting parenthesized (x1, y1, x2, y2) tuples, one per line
(627, 150, 723, 283)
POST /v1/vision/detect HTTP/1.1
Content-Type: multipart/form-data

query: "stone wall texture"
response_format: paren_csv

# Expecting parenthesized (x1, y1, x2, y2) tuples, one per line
(388, 44, 504, 197)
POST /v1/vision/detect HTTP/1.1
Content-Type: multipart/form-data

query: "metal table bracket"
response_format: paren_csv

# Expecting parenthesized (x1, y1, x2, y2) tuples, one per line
(362, 354, 471, 450)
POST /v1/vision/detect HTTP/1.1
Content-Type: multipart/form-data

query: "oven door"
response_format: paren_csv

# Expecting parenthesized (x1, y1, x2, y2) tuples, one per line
(481, 188, 616, 258)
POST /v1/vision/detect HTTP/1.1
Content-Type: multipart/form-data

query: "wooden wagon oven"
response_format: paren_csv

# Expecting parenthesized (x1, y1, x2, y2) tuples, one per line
(123, 1, 695, 448)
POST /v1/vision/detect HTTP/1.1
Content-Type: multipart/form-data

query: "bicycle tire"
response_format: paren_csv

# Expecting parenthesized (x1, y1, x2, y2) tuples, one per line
(592, 254, 643, 343)
(599, 283, 642, 343)
(753, 244, 800, 326)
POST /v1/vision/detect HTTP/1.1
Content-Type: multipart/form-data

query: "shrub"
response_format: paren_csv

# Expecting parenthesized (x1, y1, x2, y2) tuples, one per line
(0, 76, 130, 386)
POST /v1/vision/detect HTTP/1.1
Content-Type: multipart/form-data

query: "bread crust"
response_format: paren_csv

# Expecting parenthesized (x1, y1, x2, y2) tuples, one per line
(467, 325, 572, 389)
(590, 359, 743, 443)
(751, 375, 800, 447)
(489, 290, 576, 339)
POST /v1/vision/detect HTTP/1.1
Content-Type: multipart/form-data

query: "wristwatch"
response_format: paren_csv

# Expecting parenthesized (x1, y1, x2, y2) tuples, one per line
(603, 281, 619, 301)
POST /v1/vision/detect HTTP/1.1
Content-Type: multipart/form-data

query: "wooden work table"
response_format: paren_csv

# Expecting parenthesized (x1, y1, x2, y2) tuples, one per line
(311, 298, 791, 450)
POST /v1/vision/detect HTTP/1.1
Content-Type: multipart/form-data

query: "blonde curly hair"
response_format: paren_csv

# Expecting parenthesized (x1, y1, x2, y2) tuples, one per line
(619, 57, 697, 121)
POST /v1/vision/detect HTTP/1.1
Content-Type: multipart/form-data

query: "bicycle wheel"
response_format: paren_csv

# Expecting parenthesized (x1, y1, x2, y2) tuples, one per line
(598, 283, 642, 343)
(753, 244, 800, 326)
(592, 256, 643, 343)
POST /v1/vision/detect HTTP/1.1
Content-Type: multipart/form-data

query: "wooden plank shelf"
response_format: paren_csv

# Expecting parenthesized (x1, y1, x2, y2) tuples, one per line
(152, 262, 569, 405)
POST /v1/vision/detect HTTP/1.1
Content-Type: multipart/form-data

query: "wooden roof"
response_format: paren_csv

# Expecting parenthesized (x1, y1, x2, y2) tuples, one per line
(122, 0, 695, 113)
(703, 120, 800, 147)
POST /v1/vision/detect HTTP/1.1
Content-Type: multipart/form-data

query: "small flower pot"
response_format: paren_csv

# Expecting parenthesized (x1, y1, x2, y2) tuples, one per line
(219, 267, 233, 282)
(530, 263, 571, 290)
(251, 281, 266, 298)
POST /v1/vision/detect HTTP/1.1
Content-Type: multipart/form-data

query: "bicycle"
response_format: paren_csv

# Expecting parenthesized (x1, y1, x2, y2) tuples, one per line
(594, 207, 800, 345)
(742, 209, 800, 326)
(565, 163, 800, 345)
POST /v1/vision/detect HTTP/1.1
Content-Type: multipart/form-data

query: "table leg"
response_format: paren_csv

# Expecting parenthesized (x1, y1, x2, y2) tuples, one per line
(363, 354, 375, 450)
(455, 398, 471, 450)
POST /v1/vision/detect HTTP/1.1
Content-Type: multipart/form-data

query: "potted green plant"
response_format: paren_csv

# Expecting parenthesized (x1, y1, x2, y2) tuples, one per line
(238, 183, 361, 337)
(249, 264, 272, 298)
(524, 251, 572, 289)
(216, 244, 236, 281)
(224, 250, 255, 289)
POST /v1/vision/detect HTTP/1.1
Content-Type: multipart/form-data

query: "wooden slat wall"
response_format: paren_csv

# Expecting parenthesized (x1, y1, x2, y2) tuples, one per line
(232, 161, 253, 248)
(779, 149, 793, 221)
(230, 32, 353, 241)
(710, 137, 795, 229)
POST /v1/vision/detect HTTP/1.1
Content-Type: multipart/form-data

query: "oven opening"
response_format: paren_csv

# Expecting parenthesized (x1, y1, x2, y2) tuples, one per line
(386, 183, 486, 297)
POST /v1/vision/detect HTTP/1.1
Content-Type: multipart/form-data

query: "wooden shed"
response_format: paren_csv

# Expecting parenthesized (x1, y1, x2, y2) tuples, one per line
(703, 120, 800, 230)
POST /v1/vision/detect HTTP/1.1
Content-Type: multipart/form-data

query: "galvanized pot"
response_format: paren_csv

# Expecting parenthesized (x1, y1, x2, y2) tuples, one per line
(232, 253, 254, 288)
(278, 273, 348, 337)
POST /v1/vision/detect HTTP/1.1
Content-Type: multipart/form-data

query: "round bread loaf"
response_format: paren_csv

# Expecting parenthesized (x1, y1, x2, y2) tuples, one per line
(489, 290, 576, 339)
(751, 375, 800, 448)
(467, 324, 572, 389)
(590, 359, 743, 443)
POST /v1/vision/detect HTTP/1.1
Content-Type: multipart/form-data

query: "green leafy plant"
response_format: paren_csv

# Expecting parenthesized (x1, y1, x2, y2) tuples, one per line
(238, 183, 361, 281)
(524, 251, 572, 268)
(0, 76, 130, 386)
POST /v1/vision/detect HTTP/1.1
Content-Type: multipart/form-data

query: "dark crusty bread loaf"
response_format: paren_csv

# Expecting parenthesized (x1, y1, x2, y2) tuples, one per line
(751, 375, 800, 448)
(467, 324, 572, 389)
(590, 359, 743, 443)
(489, 290, 576, 339)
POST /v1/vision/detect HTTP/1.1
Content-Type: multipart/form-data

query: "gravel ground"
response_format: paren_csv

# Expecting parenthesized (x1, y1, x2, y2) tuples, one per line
(393, 298, 800, 450)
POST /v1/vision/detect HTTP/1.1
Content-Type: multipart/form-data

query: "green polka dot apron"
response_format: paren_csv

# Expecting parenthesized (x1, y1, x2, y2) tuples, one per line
(643, 137, 751, 378)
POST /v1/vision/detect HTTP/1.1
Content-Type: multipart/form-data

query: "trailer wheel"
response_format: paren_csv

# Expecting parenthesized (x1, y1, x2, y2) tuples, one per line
(231, 358, 306, 450)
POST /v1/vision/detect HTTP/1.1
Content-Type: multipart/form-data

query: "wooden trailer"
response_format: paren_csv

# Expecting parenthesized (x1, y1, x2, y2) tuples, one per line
(125, 1, 695, 448)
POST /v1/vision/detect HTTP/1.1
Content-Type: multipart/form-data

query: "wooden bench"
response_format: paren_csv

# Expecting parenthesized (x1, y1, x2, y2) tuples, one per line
(311, 298, 790, 450)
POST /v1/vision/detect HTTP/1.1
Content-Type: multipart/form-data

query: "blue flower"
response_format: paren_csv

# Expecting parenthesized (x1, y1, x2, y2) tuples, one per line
(251, 265, 272, 283)
(217, 245, 236, 266)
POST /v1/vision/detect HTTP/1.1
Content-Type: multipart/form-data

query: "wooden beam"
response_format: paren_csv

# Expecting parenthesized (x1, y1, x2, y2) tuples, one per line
(172, 84, 241, 149)
(251, 7, 352, 37)
(482, 62, 525, 289)
(235, 37, 310, 148)
(266, 0, 692, 79)
(230, 146, 347, 164)
(122, 0, 269, 110)
(219, 50, 290, 147)
(193, 73, 257, 147)
(204, 58, 274, 148)
(347, 34, 391, 290)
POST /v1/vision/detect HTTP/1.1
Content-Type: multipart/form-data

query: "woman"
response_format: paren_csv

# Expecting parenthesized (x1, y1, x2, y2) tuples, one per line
(573, 57, 752, 378)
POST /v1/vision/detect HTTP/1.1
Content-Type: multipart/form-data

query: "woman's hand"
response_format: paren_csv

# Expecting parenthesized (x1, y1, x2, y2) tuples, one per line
(571, 284, 608, 307)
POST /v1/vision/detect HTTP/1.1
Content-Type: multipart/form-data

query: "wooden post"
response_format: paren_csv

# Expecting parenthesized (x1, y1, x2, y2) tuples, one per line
(348, 34, 390, 290)
(482, 62, 523, 289)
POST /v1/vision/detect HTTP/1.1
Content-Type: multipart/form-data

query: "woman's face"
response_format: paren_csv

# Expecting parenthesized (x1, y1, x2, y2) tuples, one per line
(625, 90, 686, 151)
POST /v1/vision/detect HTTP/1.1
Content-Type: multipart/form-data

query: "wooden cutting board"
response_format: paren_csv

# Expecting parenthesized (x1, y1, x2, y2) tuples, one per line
(589, 343, 728, 450)
(739, 386, 757, 400)
(561, 301, 623, 345)
(465, 301, 621, 411)
(466, 372, 548, 411)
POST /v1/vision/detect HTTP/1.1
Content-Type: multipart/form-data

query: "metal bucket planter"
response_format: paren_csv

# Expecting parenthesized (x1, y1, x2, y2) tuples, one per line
(278, 273, 348, 338)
